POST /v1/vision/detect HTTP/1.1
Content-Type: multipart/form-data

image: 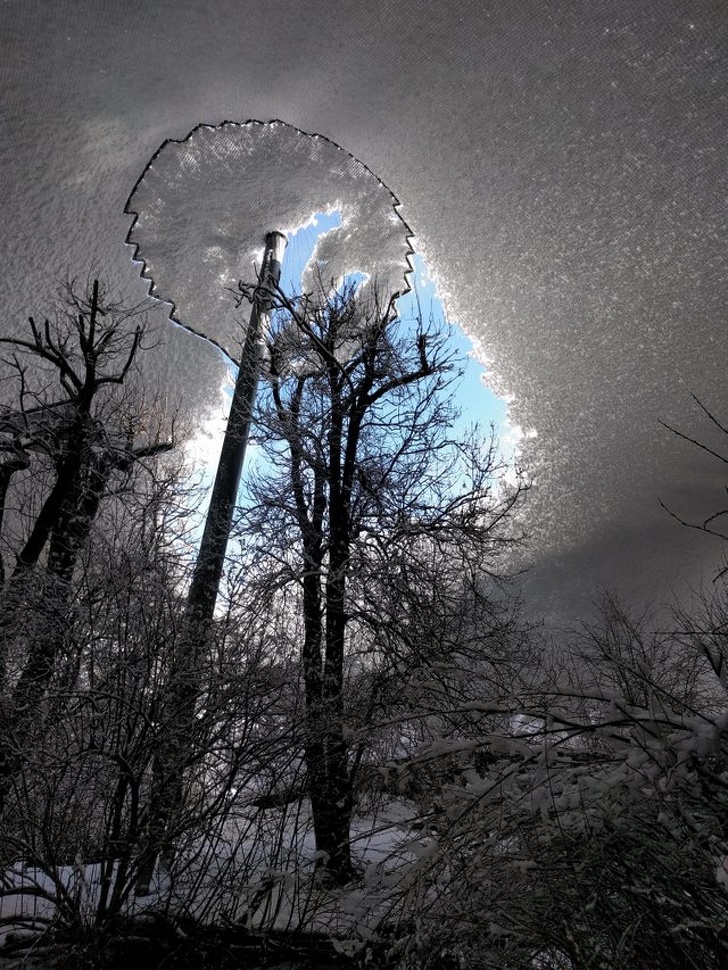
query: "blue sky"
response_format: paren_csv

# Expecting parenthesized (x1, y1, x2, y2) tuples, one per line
(281, 211, 508, 445)
(189, 211, 514, 515)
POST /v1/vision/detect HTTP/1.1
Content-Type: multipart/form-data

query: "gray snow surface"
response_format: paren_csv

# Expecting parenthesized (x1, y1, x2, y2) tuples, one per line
(2, 0, 727, 623)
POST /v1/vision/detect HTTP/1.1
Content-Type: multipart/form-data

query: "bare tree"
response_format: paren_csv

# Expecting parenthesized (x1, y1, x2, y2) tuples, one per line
(660, 395, 728, 578)
(358, 588, 728, 970)
(0, 280, 170, 776)
(0, 445, 299, 943)
(234, 278, 526, 884)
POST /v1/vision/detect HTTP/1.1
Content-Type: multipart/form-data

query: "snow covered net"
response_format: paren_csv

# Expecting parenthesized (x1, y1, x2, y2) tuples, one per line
(125, 120, 414, 362)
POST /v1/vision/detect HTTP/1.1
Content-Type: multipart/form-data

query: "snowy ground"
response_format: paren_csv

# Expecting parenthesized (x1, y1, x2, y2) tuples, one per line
(0, 798, 423, 954)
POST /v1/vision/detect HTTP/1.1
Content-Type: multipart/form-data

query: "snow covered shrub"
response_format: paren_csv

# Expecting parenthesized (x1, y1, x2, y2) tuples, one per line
(364, 592, 728, 969)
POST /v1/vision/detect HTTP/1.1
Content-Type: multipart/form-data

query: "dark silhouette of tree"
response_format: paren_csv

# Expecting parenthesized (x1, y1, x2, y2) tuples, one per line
(0, 280, 169, 774)
(660, 395, 728, 579)
(234, 278, 526, 884)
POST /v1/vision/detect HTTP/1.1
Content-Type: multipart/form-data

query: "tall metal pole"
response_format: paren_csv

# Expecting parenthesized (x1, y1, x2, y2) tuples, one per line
(186, 229, 287, 627)
(134, 231, 288, 893)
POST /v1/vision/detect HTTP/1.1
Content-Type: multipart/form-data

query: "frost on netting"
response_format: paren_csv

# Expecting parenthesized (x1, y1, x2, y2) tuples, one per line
(125, 120, 413, 362)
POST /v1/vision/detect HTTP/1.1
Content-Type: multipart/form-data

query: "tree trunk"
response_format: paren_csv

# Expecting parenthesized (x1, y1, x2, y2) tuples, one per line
(11, 455, 108, 715)
(308, 746, 354, 883)
(300, 525, 354, 883)
(133, 618, 201, 894)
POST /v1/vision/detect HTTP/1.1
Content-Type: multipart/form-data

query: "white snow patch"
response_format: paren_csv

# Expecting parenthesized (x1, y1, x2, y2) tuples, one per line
(126, 121, 413, 362)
